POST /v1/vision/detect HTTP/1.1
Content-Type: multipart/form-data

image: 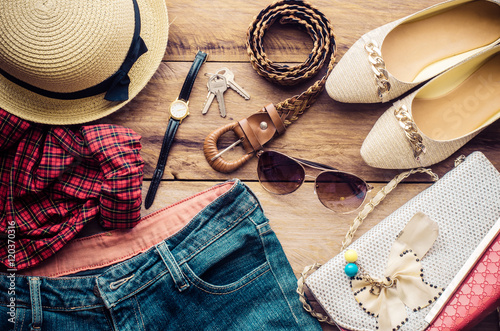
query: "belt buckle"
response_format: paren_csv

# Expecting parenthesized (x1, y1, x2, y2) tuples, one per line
(203, 122, 254, 173)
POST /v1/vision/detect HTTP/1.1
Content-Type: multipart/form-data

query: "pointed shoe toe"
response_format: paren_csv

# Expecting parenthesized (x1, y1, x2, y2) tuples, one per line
(327, 0, 500, 104)
(361, 45, 500, 169)
(326, 24, 418, 104)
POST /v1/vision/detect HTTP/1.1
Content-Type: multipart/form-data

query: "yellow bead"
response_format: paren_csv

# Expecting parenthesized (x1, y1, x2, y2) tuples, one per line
(344, 249, 358, 263)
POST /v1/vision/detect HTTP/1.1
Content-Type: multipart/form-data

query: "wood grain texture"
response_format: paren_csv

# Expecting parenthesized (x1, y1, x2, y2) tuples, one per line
(98, 0, 500, 329)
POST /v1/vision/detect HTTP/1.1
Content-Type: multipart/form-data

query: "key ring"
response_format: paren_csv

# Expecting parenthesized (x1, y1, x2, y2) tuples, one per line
(203, 0, 337, 173)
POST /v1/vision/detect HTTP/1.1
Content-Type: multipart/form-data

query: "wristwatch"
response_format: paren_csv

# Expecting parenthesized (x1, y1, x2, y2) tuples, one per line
(145, 50, 208, 209)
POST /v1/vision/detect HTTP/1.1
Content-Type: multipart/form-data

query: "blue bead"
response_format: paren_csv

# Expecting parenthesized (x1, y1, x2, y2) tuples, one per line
(345, 263, 358, 277)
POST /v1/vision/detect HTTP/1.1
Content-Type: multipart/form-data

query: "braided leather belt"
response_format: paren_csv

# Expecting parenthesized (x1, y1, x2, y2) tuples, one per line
(203, 0, 336, 173)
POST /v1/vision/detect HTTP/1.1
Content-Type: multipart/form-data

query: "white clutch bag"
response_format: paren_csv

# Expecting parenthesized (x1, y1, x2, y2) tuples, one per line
(305, 151, 500, 331)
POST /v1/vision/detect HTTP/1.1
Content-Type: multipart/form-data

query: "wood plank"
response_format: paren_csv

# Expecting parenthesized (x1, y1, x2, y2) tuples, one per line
(163, 0, 445, 62)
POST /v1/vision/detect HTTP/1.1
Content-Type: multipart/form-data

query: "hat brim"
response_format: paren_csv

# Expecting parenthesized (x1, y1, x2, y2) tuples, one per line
(0, 0, 168, 125)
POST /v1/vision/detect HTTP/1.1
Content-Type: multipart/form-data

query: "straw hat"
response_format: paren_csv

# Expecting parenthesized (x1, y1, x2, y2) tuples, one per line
(0, 0, 168, 125)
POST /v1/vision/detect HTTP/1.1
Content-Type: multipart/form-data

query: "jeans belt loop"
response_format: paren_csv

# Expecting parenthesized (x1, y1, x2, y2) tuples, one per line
(29, 277, 42, 330)
(155, 241, 189, 292)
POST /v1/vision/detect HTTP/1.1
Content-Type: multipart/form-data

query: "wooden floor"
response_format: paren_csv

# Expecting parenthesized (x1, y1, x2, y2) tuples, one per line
(97, 0, 500, 329)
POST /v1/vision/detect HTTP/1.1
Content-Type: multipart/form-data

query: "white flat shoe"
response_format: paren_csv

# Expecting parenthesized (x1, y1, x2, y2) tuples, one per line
(361, 45, 500, 169)
(326, 0, 500, 103)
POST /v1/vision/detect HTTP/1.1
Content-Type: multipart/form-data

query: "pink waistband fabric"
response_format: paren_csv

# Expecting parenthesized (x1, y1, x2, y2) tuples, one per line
(20, 182, 234, 278)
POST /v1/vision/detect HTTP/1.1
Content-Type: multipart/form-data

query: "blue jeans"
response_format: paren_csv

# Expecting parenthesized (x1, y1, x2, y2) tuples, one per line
(0, 180, 321, 330)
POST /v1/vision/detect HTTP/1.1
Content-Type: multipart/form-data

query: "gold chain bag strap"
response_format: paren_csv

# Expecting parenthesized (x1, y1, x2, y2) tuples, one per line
(297, 168, 440, 326)
(203, 0, 336, 173)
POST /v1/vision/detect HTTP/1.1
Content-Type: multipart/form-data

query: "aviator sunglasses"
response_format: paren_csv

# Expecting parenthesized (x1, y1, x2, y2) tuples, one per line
(257, 151, 372, 214)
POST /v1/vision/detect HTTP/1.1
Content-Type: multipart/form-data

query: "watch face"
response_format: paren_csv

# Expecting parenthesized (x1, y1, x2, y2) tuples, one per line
(170, 100, 189, 120)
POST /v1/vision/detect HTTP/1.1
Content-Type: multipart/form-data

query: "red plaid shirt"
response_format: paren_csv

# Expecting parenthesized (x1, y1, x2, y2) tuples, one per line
(0, 109, 144, 270)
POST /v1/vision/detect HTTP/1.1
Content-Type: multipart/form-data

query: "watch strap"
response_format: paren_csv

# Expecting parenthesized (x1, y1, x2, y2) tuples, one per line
(178, 50, 208, 101)
(144, 118, 180, 209)
(145, 50, 207, 209)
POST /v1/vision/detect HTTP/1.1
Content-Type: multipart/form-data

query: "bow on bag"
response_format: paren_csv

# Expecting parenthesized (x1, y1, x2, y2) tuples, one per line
(351, 212, 445, 331)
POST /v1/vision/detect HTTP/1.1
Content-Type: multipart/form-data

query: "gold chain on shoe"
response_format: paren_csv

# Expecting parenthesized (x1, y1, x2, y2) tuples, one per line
(364, 40, 391, 99)
(394, 104, 426, 160)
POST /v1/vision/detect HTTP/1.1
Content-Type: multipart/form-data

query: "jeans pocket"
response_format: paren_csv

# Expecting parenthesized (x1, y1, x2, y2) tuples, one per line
(182, 218, 271, 295)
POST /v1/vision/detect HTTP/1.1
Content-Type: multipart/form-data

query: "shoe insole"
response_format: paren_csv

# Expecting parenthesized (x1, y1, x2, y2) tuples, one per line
(381, 1, 500, 83)
(412, 53, 500, 141)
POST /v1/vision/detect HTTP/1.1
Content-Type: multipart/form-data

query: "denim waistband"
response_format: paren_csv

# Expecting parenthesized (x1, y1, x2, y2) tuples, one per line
(0, 179, 266, 310)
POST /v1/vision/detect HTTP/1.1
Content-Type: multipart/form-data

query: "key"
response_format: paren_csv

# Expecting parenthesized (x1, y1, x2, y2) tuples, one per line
(201, 74, 224, 115)
(216, 68, 250, 100)
(201, 90, 215, 115)
(208, 74, 228, 117)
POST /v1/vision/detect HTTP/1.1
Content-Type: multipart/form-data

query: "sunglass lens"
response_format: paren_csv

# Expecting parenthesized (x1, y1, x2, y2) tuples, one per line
(258, 152, 304, 194)
(316, 172, 367, 213)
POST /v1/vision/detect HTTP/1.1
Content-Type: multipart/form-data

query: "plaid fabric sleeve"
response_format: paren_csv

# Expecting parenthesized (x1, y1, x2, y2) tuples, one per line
(0, 114, 145, 270)
(83, 125, 144, 229)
